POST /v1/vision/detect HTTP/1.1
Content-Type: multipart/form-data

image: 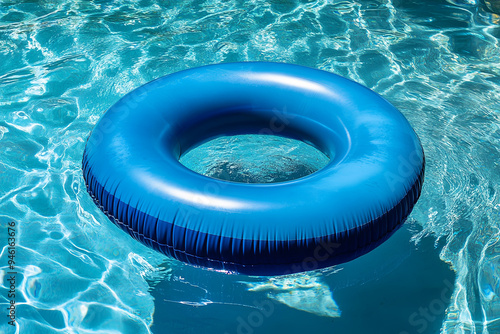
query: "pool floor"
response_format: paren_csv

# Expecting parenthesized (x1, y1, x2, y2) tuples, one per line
(0, 0, 499, 333)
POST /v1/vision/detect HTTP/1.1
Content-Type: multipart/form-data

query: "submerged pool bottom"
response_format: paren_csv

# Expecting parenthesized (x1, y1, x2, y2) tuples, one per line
(3, 0, 499, 331)
(179, 134, 330, 183)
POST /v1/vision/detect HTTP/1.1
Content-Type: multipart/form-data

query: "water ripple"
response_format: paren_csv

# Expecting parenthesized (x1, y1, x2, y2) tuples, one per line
(0, 0, 499, 333)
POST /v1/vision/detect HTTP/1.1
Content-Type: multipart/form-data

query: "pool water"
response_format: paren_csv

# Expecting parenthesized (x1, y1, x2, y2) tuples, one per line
(1, 0, 499, 333)
(180, 134, 331, 183)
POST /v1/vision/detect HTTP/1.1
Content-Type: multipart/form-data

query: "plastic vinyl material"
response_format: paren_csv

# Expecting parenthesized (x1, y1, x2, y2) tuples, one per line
(82, 62, 425, 276)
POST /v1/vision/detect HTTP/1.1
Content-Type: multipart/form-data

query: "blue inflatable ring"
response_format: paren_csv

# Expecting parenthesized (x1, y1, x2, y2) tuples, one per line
(83, 62, 424, 275)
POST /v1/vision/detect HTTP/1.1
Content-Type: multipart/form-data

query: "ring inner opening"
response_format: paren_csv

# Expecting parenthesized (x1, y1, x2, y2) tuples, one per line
(179, 134, 330, 183)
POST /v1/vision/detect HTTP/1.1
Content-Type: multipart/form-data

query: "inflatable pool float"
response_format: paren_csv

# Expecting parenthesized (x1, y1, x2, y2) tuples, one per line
(82, 62, 425, 276)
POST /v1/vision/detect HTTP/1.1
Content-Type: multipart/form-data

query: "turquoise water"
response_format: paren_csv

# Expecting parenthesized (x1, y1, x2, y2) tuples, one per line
(0, 0, 499, 333)
(180, 134, 331, 183)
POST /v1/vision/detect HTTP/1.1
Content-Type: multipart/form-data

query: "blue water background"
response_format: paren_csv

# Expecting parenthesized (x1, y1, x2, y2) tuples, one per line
(0, 0, 499, 333)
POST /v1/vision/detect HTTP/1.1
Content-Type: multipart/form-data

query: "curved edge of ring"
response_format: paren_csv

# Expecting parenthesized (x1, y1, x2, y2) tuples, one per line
(81, 145, 425, 276)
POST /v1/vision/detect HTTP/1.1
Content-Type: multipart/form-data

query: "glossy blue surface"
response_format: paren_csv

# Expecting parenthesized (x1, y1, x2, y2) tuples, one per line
(83, 62, 424, 275)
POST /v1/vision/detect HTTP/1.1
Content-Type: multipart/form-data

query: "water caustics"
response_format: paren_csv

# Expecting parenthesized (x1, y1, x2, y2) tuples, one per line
(0, 0, 499, 333)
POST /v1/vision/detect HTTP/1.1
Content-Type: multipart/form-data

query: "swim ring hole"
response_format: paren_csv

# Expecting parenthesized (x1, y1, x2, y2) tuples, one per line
(179, 133, 331, 183)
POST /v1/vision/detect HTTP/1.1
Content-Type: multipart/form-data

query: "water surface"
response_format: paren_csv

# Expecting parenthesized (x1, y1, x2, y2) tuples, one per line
(0, 0, 499, 333)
